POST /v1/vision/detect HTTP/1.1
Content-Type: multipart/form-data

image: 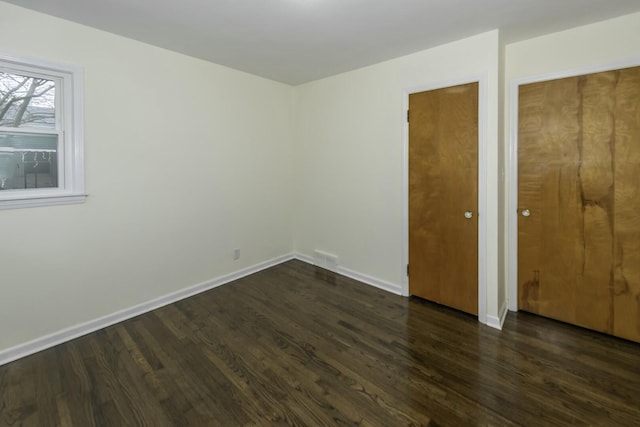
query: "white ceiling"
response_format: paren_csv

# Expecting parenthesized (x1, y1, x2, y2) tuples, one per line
(5, 0, 640, 85)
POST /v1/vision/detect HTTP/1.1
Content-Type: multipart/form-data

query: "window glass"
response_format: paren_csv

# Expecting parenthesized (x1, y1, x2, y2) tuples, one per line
(0, 71, 56, 129)
(0, 132, 58, 190)
(0, 69, 59, 191)
(0, 53, 85, 209)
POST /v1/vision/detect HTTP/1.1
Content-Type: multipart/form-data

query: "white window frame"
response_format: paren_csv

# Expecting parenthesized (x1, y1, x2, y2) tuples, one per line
(0, 51, 86, 210)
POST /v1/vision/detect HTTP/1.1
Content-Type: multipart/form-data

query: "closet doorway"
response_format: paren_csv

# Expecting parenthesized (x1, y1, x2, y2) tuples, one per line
(517, 65, 640, 343)
(408, 82, 479, 315)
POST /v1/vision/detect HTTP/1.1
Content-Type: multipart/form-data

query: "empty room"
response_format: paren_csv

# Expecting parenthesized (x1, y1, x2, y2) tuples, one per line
(1, 0, 640, 425)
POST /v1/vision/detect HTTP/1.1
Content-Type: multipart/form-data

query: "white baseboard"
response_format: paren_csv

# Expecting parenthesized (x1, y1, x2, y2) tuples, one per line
(338, 266, 403, 295)
(486, 299, 508, 330)
(294, 252, 314, 264)
(0, 253, 296, 367)
(294, 252, 403, 295)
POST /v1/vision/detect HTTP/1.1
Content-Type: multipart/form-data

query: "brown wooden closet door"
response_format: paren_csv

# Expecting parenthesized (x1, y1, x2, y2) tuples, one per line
(518, 66, 640, 342)
(409, 82, 479, 315)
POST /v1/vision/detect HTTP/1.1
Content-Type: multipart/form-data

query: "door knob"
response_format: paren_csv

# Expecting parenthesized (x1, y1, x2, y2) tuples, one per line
(521, 209, 531, 217)
(464, 211, 473, 219)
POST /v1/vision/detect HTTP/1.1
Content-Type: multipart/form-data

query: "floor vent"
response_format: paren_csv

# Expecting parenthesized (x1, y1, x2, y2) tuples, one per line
(313, 250, 339, 273)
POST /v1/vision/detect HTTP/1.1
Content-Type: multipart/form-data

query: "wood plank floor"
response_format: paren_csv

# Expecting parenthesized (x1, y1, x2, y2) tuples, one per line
(1, 260, 639, 426)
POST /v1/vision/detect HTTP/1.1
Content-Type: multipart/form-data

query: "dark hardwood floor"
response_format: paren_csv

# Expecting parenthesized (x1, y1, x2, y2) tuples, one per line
(1, 260, 639, 426)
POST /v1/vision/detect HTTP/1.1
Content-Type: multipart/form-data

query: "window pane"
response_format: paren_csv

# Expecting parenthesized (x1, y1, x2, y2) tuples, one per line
(0, 132, 58, 190)
(0, 71, 56, 129)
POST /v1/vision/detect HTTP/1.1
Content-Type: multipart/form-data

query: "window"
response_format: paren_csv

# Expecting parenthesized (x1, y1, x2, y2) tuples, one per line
(0, 52, 85, 209)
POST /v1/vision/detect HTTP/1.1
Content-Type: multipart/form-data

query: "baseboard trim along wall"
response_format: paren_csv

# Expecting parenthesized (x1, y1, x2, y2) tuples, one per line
(294, 253, 403, 295)
(298, 253, 510, 330)
(486, 300, 509, 330)
(1, 253, 498, 366)
(337, 266, 402, 296)
(0, 253, 296, 367)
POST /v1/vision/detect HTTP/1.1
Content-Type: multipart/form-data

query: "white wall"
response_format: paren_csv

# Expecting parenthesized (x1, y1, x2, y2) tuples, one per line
(504, 12, 640, 310)
(0, 2, 295, 352)
(294, 31, 503, 324)
(3, 0, 638, 360)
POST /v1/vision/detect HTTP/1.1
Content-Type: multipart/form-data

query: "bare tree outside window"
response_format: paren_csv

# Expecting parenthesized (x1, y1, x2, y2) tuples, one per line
(0, 71, 55, 129)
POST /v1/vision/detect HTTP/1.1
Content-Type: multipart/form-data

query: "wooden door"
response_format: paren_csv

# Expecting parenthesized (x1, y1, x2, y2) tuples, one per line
(408, 82, 479, 315)
(518, 66, 640, 342)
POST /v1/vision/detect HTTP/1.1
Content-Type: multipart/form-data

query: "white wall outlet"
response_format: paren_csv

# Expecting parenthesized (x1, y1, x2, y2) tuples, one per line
(233, 248, 240, 260)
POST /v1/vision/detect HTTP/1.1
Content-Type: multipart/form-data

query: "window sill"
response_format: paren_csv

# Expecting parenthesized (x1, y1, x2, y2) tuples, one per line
(0, 194, 87, 210)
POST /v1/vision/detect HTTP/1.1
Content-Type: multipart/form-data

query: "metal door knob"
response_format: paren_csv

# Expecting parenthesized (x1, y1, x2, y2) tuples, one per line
(464, 211, 473, 219)
(521, 209, 531, 217)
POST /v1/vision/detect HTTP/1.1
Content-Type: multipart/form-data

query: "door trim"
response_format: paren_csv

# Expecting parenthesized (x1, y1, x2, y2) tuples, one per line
(402, 74, 488, 325)
(507, 58, 640, 312)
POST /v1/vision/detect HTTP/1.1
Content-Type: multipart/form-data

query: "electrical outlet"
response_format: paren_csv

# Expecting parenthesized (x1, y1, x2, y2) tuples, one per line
(233, 248, 240, 260)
